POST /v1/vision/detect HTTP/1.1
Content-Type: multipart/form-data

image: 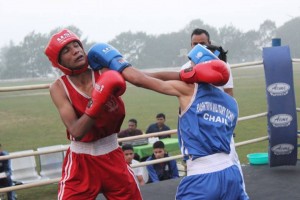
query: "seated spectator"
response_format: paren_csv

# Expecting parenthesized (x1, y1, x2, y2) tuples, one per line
(0, 144, 16, 200)
(146, 141, 179, 183)
(146, 113, 171, 139)
(122, 144, 145, 186)
(118, 118, 143, 138)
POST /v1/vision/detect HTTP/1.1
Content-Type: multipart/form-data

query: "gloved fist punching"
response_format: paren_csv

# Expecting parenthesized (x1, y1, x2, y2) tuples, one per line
(88, 43, 131, 72)
(85, 70, 126, 118)
(180, 60, 229, 86)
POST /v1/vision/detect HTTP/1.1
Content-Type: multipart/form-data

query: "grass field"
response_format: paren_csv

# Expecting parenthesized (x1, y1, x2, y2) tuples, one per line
(0, 63, 300, 199)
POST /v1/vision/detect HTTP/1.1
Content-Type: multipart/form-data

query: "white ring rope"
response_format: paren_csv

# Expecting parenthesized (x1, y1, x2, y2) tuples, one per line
(237, 112, 267, 121)
(1, 58, 300, 92)
(2, 109, 300, 161)
(0, 84, 50, 92)
(231, 61, 263, 69)
(292, 58, 300, 63)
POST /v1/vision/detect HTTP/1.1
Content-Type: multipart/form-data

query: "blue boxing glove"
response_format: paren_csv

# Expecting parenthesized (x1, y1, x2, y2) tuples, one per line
(188, 44, 219, 64)
(88, 43, 131, 72)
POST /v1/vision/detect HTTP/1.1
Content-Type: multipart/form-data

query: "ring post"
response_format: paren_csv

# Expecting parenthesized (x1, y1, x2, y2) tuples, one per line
(263, 42, 298, 167)
(272, 38, 281, 47)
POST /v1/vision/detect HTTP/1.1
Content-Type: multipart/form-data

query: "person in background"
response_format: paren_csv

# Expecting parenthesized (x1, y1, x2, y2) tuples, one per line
(146, 141, 179, 183)
(118, 118, 143, 138)
(119, 118, 143, 161)
(146, 113, 171, 139)
(122, 144, 146, 186)
(0, 144, 16, 200)
(139, 29, 233, 97)
(182, 28, 234, 96)
(44, 29, 142, 200)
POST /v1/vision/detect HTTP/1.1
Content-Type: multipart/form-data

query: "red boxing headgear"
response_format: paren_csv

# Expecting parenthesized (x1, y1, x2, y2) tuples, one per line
(44, 29, 88, 75)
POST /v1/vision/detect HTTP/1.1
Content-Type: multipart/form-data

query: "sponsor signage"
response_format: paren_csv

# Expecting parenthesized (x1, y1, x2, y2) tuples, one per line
(267, 83, 290, 96)
(263, 45, 298, 167)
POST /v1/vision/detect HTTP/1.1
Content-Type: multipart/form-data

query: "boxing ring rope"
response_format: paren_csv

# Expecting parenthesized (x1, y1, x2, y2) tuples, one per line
(0, 59, 300, 93)
(1, 59, 300, 193)
(0, 110, 272, 162)
(292, 58, 300, 63)
(0, 59, 298, 91)
(0, 84, 50, 92)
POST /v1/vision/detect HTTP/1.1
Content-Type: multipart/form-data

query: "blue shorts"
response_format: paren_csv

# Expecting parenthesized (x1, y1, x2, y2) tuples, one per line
(175, 165, 249, 200)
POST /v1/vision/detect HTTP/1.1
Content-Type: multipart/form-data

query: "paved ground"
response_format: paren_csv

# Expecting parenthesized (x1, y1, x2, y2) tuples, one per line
(97, 161, 300, 200)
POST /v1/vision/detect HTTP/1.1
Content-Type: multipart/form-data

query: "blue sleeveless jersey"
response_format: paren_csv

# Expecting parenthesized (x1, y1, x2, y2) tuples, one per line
(178, 83, 238, 160)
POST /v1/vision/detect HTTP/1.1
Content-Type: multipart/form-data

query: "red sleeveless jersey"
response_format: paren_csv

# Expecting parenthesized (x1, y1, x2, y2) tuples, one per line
(59, 70, 125, 142)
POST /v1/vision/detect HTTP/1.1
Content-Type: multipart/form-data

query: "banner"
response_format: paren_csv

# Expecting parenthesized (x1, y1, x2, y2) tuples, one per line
(263, 45, 298, 167)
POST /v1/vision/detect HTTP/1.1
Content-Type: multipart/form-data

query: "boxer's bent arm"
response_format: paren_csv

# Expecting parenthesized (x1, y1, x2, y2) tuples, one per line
(50, 80, 95, 139)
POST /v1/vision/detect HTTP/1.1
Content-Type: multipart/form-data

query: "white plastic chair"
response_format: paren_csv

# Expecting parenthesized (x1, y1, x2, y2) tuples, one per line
(37, 145, 65, 179)
(62, 144, 70, 158)
(131, 160, 149, 184)
(141, 165, 149, 183)
(10, 150, 47, 184)
(177, 162, 187, 177)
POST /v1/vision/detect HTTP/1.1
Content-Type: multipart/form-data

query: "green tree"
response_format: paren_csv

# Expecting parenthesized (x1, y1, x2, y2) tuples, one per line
(0, 26, 95, 79)
(184, 19, 220, 44)
(0, 44, 27, 79)
(21, 31, 50, 77)
(109, 31, 149, 68)
(218, 25, 244, 63)
(138, 32, 187, 68)
(258, 20, 276, 48)
(276, 17, 300, 58)
(1, 17, 300, 80)
(240, 30, 261, 62)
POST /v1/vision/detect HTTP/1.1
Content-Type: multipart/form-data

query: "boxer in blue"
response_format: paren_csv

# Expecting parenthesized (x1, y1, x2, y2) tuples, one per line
(87, 43, 249, 200)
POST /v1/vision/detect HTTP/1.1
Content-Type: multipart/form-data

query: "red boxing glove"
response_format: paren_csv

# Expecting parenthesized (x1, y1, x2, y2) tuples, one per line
(180, 60, 229, 86)
(85, 70, 126, 118)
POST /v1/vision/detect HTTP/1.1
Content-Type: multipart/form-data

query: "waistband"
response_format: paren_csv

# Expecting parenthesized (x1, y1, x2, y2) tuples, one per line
(187, 153, 233, 176)
(70, 134, 118, 156)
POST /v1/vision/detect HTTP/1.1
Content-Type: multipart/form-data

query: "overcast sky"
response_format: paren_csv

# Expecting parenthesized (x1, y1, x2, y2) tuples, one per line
(0, 0, 299, 48)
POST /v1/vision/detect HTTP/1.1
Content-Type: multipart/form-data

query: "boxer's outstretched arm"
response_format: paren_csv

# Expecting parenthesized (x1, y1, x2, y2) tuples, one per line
(144, 71, 180, 81)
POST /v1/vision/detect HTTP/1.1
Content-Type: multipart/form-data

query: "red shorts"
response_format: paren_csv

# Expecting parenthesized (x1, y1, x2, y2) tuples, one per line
(58, 134, 142, 200)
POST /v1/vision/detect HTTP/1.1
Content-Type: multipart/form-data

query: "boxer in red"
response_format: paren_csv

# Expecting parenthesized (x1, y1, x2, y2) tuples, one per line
(44, 29, 142, 200)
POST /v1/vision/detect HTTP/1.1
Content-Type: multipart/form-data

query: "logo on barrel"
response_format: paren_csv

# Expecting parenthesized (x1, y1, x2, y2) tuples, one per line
(267, 82, 290, 96)
(271, 143, 294, 155)
(270, 114, 292, 127)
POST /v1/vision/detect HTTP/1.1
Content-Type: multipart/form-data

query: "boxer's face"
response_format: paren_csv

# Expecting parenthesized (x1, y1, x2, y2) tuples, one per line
(191, 33, 210, 48)
(59, 41, 87, 69)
